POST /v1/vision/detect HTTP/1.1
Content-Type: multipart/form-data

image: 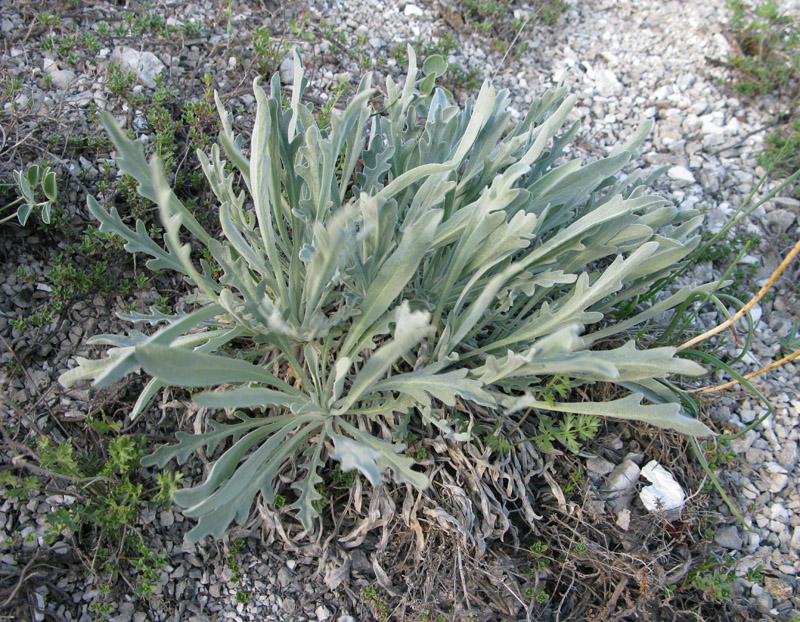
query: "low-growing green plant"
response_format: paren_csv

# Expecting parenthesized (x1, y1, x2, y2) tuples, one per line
(760, 119, 800, 191)
(690, 567, 736, 604)
(252, 21, 292, 78)
(724, 0, 799, 196)
(61, 48, 716, 541)
(778, 319, 800, 353)
(726, 0, 799, 98)
(1, 164, 58, 225)
(459, 0, 566, 54)
(2, 431, 176, 605)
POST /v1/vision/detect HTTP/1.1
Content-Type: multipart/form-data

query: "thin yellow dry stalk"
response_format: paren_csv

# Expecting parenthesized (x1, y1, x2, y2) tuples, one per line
(689, 347, 800, 394)
(677, 235, 800, 352)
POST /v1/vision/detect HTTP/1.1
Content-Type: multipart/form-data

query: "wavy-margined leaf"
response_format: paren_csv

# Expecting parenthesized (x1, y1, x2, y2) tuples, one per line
(87, 197, 183, 273)
(341, 210, 442, 357)
(335, 302, 432, 413)
(141, 412, 282, 467)
(128, 326, 247, 420)
(503, 392, 713, 437)
(587, 280, 722, 340)
(333, 420, 430, 490)
(372, 366, 494, 408)
(329, 431, 384, 486)
(493, 242, 661, 350)
(174, 414, 319, 509)
(302, 204, 358, 319)
(58, 351, 129, 389)
(476, 334, 704, 385)
(571, 342, 706, 381)
(291, 442, 326, 529)
(194, 387, 305, 410)
(134, 342, 299, 393)
(117, 306, 191, 325)
(59, 304, 223, 389)
(100, 112, 213, 247)
(183, 420, 322, 541)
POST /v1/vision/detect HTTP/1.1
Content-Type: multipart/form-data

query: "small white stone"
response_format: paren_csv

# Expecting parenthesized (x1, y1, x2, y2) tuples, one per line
(791, 526, 800, 551)
(668, 166, 695, 185)
(606, 459, 640, 493)
(774, 196, 800, 210)
(586, 456, 615, 477)
(770, 503, 789, 522)
(404, 3, 424, 16)
(316, 605, 331, 621)
(44, 61, 76, 90)
(762, 462, 789, 494)
(594, 68, 623, 97)
(110, 46, 165, 88)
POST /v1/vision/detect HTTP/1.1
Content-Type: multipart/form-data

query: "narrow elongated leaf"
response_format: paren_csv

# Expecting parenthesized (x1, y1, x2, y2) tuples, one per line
(194, 388, 305, 410)
(335, 303, 431, 413)
(134, 343, 298, 392)
(341, 209, 442, 357)
(100, 112, 213, 246)
(142, 413, 278, 467)
(184, 422, 320, 541)
(291, 442, 326, 529)
(373, 367, 494, 408)
(503, 393, 714, 437)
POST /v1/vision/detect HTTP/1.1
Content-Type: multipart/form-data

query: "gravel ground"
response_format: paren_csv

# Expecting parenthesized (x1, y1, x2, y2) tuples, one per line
(1, 0, 799, 620)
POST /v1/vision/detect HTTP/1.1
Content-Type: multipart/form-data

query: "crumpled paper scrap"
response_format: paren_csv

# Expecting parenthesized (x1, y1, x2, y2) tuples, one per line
(639, 460, 685, 512)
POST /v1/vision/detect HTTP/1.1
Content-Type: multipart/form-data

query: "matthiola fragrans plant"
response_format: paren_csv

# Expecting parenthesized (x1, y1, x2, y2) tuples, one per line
(61, 48, 715, 541)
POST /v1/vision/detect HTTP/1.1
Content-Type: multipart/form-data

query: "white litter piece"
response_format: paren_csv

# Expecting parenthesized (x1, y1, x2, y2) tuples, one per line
(639, 460, 686, 512)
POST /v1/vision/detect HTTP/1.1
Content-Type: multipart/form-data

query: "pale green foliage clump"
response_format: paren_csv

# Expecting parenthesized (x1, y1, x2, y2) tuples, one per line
(60, 48, 714, 541)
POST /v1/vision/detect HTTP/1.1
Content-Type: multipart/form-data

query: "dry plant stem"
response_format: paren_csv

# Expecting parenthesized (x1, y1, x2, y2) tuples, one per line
(677, 235, 800, 352)
(0, 551, 44, 608)
(691, 347, 800, 394)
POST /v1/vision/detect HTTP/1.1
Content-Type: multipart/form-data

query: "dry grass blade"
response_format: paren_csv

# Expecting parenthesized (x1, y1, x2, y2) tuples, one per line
(677, 235, 800, 352)
(690, 347, 800, 394)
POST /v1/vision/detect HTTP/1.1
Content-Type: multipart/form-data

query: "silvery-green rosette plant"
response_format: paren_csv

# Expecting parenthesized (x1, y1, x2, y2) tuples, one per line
(60, 49, 715, 541)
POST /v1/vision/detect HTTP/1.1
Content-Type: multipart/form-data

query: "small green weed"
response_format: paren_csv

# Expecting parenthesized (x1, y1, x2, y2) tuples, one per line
(726, 0, 799, 98)
(777, 320, 800, 353)
(745, 564, 764, 582)
(524, 586, 550, 602)
(561, 470, 584, 494)
(702, 438, 735, 472)
(1, 164, 58, 226)
(528, 541, 550, 569)
(724, 0, 799, 195)
(458, 0, 566, 54)
(695, 229, 760, 291)
(226, 539, 245, 585)
(318, 75, 351, 128)
(690, 567, 735, 604)
(2, 431, 173, 608)
(252, 21, 292, 77)
(0, 473, 40, 501)
(760, 119, 800, 192)
(362, 585, 389, 619)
